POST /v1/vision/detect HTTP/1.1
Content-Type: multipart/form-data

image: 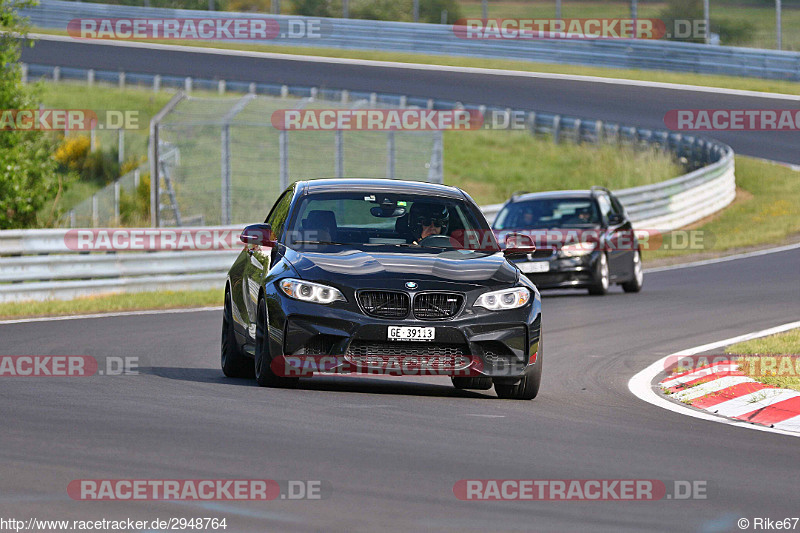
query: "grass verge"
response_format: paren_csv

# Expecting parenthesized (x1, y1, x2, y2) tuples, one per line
(0, 289, 222, 320)
(726, 329, 800, 392)
(30, 28, 800, 96)
(642, 156, 800, 262)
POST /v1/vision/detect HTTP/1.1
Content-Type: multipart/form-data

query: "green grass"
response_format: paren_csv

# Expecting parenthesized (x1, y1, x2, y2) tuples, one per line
(726, 329, 800, 391)
(0, 289, 222, 319)
(39, 83, 172, 161)
(643, 156, 800, 261)
(444, 129, 682, 204)
(30, 28, 800, 96)
(459, 0, 800, 51)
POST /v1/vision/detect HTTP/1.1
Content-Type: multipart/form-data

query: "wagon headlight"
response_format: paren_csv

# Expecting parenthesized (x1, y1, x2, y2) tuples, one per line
(279, 279, 345, 304)
(559, 242, 596, 257)
(474, 287, 530, 311)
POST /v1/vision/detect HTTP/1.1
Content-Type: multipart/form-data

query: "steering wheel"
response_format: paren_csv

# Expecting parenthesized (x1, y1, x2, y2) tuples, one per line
(417, 234, 453, 247)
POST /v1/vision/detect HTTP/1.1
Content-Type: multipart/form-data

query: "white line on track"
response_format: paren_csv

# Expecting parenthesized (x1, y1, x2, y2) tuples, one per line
(27, 33, 800, 102)
(628, 320, 800, 438)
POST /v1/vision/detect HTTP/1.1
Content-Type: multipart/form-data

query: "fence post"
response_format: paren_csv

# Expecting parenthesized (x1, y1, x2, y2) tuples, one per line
(184, 77, 193, 93)
(427, 99, 434, 110)
(218, 79, 226, 95)
(552, 115, 561, 144)
(279, 130, 289, 190)
(87, 69, 94, 86)
(370, 93, 377, 106)
(310, 87, 318, 100)
(221, 124, 231, 224)
(595, 120, 603, 143)
(69, 209, 76, 228)
(119, 71, 126, 89)
(281, 85, 289, 98)
(149, 92, 187, 227)
(427, 131, 444, 184)
(134, 168, 140, 188)
(90, 127, 96, 152)
(574, 118, 582, 143)
(335, 130, 344, 178)
(20, 63, 27, 84)
(386, 131, 396, 180)
(153, 75, 161, 92)
(249, 82, 256, 94)
(114, 180, 121, 222)
(118, 129, 125, 164)
(527, 111, 537, 136)
(53, 66, 60, 82)
(399, 95, 407, 108)
(341, 90, 349, 104)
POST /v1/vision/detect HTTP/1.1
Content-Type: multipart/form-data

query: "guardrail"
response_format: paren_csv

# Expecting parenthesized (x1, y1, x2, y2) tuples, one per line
(21, 0, 800, 81)
(0, 228, 239, 303)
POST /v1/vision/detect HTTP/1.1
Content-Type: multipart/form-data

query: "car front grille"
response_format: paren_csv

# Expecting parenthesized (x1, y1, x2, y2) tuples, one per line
(412, 292, 464, 320)
(358, 291, 410, 318)
(531, 248, 555, 259)
(345, 341, 471, 371)
(346, 341, 469, 357)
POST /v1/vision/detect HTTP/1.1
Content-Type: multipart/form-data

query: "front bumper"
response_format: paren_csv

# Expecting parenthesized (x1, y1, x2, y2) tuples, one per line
(513, 250, 599, 290)
(265, 285, 542, 378)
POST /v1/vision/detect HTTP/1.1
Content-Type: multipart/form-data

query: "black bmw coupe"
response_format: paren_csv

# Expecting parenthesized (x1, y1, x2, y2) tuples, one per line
(221, 179, 543, 400)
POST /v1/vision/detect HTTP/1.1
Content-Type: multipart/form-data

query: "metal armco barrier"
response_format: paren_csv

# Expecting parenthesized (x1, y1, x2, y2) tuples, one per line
(21, 0, 800, 81)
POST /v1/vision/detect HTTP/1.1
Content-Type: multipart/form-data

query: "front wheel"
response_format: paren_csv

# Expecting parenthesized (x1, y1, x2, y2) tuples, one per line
(587, 252, 609, 296)
(221, 288, 254, 378)
(621, 250, 643, 293)
(254, 296, 298, 388)
(494, 340, 542, 400)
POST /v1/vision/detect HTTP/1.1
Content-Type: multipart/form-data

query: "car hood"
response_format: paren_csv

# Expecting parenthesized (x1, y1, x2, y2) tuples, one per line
(285, 247, 517, 288)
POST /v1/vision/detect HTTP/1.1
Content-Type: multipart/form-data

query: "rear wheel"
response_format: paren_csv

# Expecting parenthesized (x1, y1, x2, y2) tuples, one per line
(221, 288, 254, 378)
(254, 296, 298, 388)
(587, 252, 609, 296)
(494, 340, 542, 400)
(451, 377, 493, 390)
(622, 250, 643, 293)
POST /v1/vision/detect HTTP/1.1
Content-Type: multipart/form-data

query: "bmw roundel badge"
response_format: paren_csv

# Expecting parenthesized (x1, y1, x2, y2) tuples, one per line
(405, 281, 418, 290)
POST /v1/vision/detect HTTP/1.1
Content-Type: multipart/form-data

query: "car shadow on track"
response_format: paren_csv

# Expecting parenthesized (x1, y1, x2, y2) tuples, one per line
(141, 366, 493, 399)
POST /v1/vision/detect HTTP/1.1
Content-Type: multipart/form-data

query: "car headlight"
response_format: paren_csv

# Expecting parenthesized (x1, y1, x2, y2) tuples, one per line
(559, 242, 596, 257)
(474, 287, 530, 311)
(279, 279, 345, 304)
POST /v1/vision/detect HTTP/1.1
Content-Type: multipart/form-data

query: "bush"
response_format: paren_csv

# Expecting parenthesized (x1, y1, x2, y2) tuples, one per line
(53, 135, 121, 186)
(659, 0, 755, 45)
(118, 172, 151, 226)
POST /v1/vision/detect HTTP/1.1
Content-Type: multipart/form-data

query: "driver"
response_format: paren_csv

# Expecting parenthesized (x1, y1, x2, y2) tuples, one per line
(409, 202, 449, 244)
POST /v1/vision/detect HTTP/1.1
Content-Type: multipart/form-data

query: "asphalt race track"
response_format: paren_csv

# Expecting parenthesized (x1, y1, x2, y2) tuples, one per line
(2, 248, 799, 531)
(20, 36, 800, 165)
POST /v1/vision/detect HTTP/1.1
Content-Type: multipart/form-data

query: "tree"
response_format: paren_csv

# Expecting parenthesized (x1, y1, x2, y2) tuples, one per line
(0, 0, 63, 228)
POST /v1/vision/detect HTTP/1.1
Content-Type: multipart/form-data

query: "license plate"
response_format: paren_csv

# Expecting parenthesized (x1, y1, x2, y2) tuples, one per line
(519, 261, 550, 273)
(388, 326, 435, 342)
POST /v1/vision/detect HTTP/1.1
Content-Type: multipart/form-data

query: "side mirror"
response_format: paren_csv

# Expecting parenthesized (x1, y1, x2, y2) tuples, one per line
(503, 232, 536, 257)
(607, 213, 623, 226)
(240, 223, 275, 246)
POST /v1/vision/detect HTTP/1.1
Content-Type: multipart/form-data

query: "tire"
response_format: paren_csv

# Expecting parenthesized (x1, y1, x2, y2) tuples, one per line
(221, 288, 254, 378)
(622, 250, 644, 293)
(254, 296, 298, 388)
(451, 376, 493, 390)
(494, 339, 543, 400)
(587, 252, 610, 296)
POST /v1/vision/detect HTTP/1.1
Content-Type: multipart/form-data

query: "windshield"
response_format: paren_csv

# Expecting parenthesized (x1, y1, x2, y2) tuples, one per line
(286, 192, 496, 250)
(493, 198, 601, 229)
